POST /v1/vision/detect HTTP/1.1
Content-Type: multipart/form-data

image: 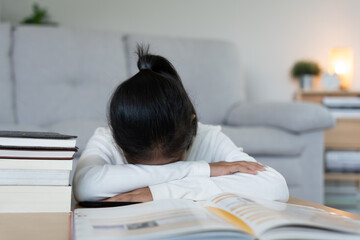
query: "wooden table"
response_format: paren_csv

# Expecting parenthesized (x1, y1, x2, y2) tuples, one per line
(0, 212, 72, 240)
(288, 196, 360, 220)
(0, 197, 359, 240)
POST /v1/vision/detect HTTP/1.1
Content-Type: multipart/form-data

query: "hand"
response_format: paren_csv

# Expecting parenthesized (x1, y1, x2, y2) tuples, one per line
(102, 187, 153, 202)
(209, 161, 266, 177)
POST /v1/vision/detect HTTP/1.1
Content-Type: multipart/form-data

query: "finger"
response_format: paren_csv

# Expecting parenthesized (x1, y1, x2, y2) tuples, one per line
(247, 162, 266, 171)
(102, 194, 128, 202)
(233, 165, 258, 175)
(239, 162, 266, 171)
(102, 197, 114, 202)
(231, 160, 265, 168)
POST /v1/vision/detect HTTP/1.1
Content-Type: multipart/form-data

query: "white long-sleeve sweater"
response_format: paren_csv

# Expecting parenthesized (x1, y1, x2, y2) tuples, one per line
(73, 123, 289, 202)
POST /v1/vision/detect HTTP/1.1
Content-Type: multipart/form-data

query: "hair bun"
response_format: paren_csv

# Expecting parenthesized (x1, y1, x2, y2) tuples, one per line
(136, 44, 153, 71)
(135, 44, 182, 85)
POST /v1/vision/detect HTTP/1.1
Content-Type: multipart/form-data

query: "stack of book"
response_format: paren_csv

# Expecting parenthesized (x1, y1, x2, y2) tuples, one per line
(323, 96, 360, 119)
(0, 131, 77, 212)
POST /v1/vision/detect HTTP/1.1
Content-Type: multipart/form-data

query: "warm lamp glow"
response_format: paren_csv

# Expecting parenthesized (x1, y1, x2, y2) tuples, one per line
(334, 62, 346, 74)
(329, 48, 354, 89)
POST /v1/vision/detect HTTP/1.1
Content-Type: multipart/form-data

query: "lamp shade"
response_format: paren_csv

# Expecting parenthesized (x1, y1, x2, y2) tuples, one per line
(329, 48, 354, 90)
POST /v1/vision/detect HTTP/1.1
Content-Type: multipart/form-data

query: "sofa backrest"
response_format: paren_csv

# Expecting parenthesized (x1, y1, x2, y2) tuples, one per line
(13, 26, 127, 126)
(124, 34, 246, 125)
(0, 23, 15, 124)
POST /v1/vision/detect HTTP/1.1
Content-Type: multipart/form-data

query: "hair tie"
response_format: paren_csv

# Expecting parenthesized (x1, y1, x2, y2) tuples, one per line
(139, 62, 152, 71)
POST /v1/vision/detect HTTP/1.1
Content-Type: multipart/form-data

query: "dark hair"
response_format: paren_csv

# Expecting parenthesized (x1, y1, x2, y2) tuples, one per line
(109, 45, 197, 164)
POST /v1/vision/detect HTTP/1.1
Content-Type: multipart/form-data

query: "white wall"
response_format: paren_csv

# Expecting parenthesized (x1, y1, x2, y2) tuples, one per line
(0, 0, 2, 21)
(1, 0, 360, 102)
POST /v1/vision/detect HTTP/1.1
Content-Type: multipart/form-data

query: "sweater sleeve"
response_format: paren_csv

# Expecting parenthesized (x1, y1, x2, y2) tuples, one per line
(149, 166, 289, 202)
(149, 128, 289, 202)
(72, 128, 210, 202)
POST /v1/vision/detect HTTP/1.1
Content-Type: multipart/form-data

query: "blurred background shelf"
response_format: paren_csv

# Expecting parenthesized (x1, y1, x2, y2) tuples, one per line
(295, 90, 360, 104)
(296, 90, 360, 213)
(325, 118, 360, 150)
(325, 173, 360, 181)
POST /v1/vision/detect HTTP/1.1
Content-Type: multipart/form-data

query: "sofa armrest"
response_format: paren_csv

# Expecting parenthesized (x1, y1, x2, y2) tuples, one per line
(225, 102, 335, 133)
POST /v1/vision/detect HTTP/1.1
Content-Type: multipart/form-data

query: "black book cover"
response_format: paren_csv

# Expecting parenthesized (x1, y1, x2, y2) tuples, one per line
(0, 131, 77, 139)
(0, 145, 78, 151)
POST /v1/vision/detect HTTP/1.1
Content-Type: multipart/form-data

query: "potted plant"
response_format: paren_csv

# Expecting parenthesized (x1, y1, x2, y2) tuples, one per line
(291, 61, 321, 90)
(21, 3, 57, 26)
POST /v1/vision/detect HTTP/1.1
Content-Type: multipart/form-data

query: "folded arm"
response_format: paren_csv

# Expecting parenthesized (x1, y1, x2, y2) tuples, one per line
(149, 166, 289, 202)
(150, 130, 288, 202)
(72, 127, 210, 202)
(74, 126, 289, 202)
(73, 157, 209, 201)
(74, 156, 210, 201)
(101, 163, 289, 203)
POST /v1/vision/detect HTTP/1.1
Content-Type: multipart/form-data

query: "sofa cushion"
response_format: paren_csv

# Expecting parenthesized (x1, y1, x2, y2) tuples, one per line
(13, 26, 127, 126)
(226, 102, 335, 133)
(124, 34, 246, 125)
(221, 126, 305, 156)
(0, 23, 15, 124)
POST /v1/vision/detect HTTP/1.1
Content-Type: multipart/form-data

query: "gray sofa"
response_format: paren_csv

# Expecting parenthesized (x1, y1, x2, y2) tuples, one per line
(0, 23, 334, 203)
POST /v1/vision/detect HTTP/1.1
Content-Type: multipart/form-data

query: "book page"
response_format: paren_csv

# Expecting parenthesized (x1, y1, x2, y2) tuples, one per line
(204, 193, 360, 237)
(74, 199, 251, 240)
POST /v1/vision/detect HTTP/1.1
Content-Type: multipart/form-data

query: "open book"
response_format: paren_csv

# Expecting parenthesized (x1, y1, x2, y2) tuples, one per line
(74, 193, 360, 240)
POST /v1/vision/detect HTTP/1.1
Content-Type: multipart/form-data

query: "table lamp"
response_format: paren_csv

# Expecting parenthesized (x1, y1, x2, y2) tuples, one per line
(329, 48, 354, 90)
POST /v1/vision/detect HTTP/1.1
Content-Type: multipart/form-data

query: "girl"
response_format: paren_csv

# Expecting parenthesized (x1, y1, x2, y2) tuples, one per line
(73, 46, 289, 203)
